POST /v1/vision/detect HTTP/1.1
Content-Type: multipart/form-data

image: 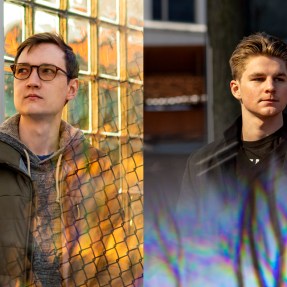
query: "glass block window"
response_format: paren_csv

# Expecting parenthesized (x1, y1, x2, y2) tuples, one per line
(99, 0, 118, 23)
(2, 0, 143, 285)
(4, 2, 24, 59)
(34, 10, 59, 34)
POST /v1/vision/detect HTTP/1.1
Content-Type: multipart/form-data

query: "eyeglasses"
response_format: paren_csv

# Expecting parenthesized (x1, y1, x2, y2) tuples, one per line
(10, 63, 69, 81)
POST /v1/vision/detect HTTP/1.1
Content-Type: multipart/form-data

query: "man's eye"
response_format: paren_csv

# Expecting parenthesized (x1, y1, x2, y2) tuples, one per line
(17, 68, 29, 74)
(275, 77, 285, 82)
(41, 67, 55, 74)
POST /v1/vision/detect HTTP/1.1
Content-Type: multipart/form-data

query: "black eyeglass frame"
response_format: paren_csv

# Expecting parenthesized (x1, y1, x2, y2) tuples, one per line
(10, 63, 70, 81)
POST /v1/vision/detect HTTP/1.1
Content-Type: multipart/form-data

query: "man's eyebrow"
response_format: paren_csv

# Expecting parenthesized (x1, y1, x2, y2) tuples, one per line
(275, 72, 287, 77)
(248, 72, 265, 77)
(248, 72, 287, 77)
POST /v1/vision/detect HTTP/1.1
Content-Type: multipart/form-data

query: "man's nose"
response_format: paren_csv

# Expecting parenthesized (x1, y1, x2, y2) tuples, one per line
(26, 67, 41, 87)
(265, 78, 275, 92)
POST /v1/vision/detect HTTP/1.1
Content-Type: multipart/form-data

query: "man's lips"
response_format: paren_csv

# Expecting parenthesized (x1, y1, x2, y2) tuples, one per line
(259, 98, 279, 102)
(25, 94, 42, 99)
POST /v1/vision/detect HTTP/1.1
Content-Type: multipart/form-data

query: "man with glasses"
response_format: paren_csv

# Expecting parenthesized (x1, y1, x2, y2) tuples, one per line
(0, 33, 141, 286)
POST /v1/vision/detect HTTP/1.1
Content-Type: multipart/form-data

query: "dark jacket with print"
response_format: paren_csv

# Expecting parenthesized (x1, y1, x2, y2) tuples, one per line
(177, 115, 287, 287)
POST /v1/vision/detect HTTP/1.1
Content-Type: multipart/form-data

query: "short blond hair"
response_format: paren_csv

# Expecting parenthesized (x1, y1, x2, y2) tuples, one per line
(229, 32, 287, 80)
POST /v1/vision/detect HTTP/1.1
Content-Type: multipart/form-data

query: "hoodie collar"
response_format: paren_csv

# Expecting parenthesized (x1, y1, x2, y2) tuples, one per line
(0, 113, 85, 163)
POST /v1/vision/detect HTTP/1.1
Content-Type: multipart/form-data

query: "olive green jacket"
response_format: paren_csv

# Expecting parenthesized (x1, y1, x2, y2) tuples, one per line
(0, 140, 34, 286)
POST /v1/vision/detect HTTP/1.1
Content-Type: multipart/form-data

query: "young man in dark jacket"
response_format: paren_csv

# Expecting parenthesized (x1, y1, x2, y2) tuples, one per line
(178, 32, 287, 286)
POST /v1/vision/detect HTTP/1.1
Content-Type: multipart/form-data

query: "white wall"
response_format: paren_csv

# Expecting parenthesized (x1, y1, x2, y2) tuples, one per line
(144, 20, 206, 46)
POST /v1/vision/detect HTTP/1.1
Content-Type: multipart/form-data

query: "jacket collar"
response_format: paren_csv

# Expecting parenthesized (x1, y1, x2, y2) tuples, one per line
(223, 113, 287, 143)
(223, 115, 242, 144)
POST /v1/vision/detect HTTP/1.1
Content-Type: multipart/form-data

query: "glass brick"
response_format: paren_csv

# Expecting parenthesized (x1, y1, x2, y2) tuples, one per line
(99, 0, 118, 23)
(98, 26, 119, 77)
(35, 0, 60, 9)
(127, 0, 143, 28)
(69, 0, 91, 15)
(68, 17, 90, 72)
(98, 80, 120, 134)
(4, 67, 16, 119)
(34, 10, 59, 33)
(67, 79, 91, 131)
(127, 30, 143, 81)
(4, 2, 24, 58)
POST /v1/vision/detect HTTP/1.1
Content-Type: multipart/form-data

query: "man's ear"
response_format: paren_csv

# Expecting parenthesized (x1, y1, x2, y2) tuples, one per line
(230, 80, 241, 101)
(66, 78, 79, 101)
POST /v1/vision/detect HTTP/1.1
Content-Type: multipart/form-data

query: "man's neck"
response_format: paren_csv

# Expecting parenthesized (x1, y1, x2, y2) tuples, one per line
(19, 115, 61, 155)
(241, 114, 283, 141)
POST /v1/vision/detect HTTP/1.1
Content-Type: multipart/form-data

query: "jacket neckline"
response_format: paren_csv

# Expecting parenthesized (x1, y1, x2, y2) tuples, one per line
(223, 113, 287, 143)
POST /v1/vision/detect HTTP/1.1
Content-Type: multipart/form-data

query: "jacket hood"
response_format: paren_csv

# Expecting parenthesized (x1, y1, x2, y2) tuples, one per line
(0, 140, 30, 176)
(0, 114, 86, 167)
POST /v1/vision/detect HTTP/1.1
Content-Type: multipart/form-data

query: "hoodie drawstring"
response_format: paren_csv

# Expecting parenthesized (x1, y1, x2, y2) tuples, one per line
(55, 153, 63, 205)
(23, 149, 31, 177)
(55, 153, 80, 220)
